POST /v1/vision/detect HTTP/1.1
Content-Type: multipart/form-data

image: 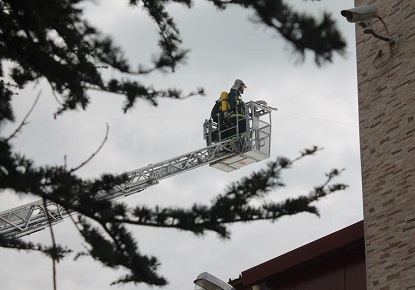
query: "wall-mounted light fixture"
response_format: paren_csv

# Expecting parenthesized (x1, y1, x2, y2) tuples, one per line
(194, 272, 236, 290)
(341, 5, 400, 50)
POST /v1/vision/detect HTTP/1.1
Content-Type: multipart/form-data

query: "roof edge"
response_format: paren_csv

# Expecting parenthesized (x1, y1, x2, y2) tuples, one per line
(231, 220, 364, 287)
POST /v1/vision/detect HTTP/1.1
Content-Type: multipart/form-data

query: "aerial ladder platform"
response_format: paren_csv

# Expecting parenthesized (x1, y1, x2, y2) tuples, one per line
(0, 101, 276, 238)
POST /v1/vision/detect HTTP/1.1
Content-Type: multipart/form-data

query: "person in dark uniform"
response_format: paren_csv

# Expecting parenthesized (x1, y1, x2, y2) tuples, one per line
(227, 79, 247, 135)
(209, 79, 247, 141)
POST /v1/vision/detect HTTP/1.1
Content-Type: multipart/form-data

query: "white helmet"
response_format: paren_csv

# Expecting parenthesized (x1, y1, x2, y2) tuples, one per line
(231, 79, 247, 92)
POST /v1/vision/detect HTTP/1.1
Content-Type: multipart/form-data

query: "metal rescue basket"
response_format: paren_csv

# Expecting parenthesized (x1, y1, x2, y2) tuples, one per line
(203, 100, 275, 172)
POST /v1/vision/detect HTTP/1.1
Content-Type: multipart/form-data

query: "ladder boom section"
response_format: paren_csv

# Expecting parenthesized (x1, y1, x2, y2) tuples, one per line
(0, 139, 241, 238)
(0, 199, 68, 238)
(101, 139, 243, 199)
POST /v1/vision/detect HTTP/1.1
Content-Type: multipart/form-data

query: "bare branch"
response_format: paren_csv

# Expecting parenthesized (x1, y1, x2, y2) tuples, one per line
(69, 123, 110, 173)
(48, 80, 63, 105)
(6, 90, 41, 141)
(42, 198, 58, 290)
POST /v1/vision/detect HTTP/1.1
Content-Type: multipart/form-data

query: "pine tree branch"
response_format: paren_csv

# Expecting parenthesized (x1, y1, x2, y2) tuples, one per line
(110, 167, 346, 237)
(0, 232, 72, 264)
(207, 0, 346, 65)
(95, 148, 347, 238)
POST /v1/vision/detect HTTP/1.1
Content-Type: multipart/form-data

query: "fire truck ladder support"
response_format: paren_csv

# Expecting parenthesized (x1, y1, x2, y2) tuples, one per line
(0, 101, 276, 238)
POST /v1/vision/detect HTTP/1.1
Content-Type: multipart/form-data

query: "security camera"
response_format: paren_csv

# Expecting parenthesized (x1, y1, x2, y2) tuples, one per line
(341, 4, 399, 50)
(340, 5, 377, 23)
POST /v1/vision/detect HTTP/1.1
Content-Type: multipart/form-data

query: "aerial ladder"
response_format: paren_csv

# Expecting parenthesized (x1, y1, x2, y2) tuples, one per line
(0, 101, 276, 238)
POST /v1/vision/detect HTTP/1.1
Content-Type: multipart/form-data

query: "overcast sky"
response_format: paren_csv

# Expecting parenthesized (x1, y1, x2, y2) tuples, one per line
(1, 1, 363, 290)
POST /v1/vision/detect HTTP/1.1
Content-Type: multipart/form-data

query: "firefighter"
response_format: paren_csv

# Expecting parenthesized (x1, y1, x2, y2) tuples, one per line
(227, 79, 247, 134)
(209, 79, 247, 140)
(228, 79, 247, 117)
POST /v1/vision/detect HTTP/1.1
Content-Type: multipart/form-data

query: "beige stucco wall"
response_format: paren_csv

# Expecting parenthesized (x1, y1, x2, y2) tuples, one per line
(354, 0, 415, 289)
